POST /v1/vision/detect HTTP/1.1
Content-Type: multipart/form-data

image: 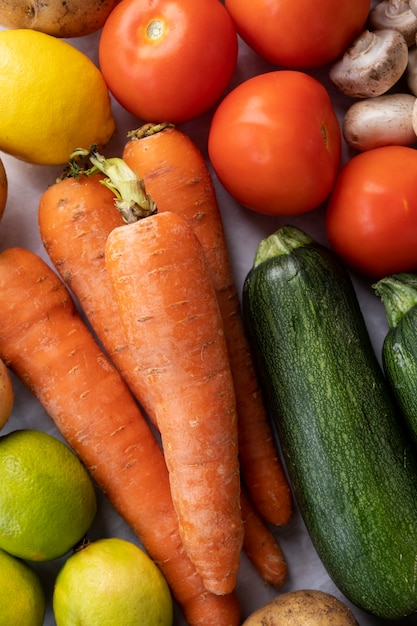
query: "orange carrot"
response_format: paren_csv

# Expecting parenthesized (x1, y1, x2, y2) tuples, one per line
(240, 488, 287, 588)
(104, 208, 243, 595)
(123, 123, 292, 527)
(37, 159, 288, 588)
(0, 246, 241, 625)
(38, 171, 156, 420)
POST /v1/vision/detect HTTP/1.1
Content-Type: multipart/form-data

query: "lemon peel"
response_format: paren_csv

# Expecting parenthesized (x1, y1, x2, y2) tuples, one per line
(0, 29, 116, 165)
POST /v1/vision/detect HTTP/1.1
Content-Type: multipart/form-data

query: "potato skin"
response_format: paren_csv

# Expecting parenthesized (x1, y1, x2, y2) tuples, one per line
(242, 589, 360, 626)
(0, 358, 13, 429)
(0, 0, 120, 38)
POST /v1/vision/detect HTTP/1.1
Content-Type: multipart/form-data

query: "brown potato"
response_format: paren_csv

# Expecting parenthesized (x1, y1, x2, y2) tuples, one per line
(0, 0, 120, 38)
(242, 589, 360, 626)
(0, 358, 13, 429)
(0, 157, 7, 222)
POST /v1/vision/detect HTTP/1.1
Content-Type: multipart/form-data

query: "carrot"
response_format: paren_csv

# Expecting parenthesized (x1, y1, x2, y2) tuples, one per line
(122, 123, 292, 527)
(240, 487, 287, 588)
(104, 207, 243, 595)
(38, 171, 156, 420)
(37, 157, 288, 589)
(0, 246, 241, 625)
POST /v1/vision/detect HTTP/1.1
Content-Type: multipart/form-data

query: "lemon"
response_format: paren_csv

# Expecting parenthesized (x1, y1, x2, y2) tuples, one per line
(0, 429, 97, 561)
(0, 29, 116, 165)
(0, 548, 46, 626)
(0, 358, 13, 429)
(53, 537, 174, 626)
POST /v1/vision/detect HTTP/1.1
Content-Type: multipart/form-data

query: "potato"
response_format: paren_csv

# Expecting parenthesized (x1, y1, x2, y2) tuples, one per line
(242, 589, 360, 626)
(0, 358, 14, 429)
(0, 0, 120, 38)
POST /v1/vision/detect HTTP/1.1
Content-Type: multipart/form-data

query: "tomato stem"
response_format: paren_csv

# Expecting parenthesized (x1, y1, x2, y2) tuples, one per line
(147, 19, 164, 40)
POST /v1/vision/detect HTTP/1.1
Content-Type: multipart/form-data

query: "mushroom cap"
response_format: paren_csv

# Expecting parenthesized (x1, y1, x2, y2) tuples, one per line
(406, 45, 417, 95)
(329, 28, 409, 97)
(369, 0, 417, 46)
(343, 93, 417, 151)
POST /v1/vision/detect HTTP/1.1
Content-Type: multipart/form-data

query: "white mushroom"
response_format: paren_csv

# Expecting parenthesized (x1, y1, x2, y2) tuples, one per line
(369, 0, 417, 46)
(409, 0, 417, 17)
(343, 93, 417, 151)
(329, 29, 409, 97)
(411, 97, 417, 134)
(406, 45, 417, 94)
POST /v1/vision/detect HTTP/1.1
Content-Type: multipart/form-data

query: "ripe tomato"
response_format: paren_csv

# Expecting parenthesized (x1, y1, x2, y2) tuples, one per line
(98, 0, 238, 124)
(224, 0, 371, 69)
(208, 70, 341, 216)
(326, 146, 417, 278)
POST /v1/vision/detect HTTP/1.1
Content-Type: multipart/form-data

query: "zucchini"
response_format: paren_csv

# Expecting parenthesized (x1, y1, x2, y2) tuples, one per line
(242, 225, 417, 620)
(374, 273, 417, 446)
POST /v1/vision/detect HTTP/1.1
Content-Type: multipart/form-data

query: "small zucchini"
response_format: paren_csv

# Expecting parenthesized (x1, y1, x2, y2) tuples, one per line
(374, 272, 417, 445)
(242, 225, 417, 620)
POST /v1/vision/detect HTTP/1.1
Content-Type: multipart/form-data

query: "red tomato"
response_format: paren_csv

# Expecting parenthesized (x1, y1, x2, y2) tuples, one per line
(326, 146, 417, 278)
(225, 0, 371, 69)
(98, 0, 238, 124)
(208, 70, 341, 216)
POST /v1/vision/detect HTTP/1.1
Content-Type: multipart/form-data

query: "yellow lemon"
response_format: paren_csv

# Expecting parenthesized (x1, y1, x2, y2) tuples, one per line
(0, 548, 46, 626)
(53, 537, 174, 626)
(0, 157, 7, 220)
(0, 29, 116, 165)
(0, 358, 13, 430)
(0, 429, 97, 561)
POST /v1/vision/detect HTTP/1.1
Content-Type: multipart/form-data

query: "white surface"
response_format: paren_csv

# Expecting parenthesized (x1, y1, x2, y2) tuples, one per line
(1, 9, 417, 626)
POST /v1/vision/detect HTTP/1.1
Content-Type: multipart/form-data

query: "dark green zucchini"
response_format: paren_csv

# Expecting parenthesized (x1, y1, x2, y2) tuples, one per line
(242, 225, 417, 620)
(374, 273, 417, 446)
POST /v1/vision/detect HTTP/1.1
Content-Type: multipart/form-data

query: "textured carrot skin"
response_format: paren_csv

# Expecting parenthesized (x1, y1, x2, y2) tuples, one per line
(123, 124, 292, 526)
(105, 211, 244, 595)
(240, 488, 287, 588)
(38, 173, 155, 419)
(38, 172, 287, 588)
(0, 247, 241, 626)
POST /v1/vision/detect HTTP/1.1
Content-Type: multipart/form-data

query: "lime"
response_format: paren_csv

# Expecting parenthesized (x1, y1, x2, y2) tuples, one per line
(53, 537, 174, 626)
(0, 429, 97, 561)
(0, 29, 116, 165)
(0, 548, 45, 626)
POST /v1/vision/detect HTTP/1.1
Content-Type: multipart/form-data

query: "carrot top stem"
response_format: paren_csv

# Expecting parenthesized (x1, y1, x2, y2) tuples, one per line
(127, 122, 175, 141)
(57, 145, 99, 181)
(63, 147, 157, 223)
(89, 151, 157, 223)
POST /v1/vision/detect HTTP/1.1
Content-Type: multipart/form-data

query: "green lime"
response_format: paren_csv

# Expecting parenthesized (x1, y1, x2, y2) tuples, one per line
(0, 429, 97, 561)
(0, 548, 45, 625)
(53, 537, 174, 626)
